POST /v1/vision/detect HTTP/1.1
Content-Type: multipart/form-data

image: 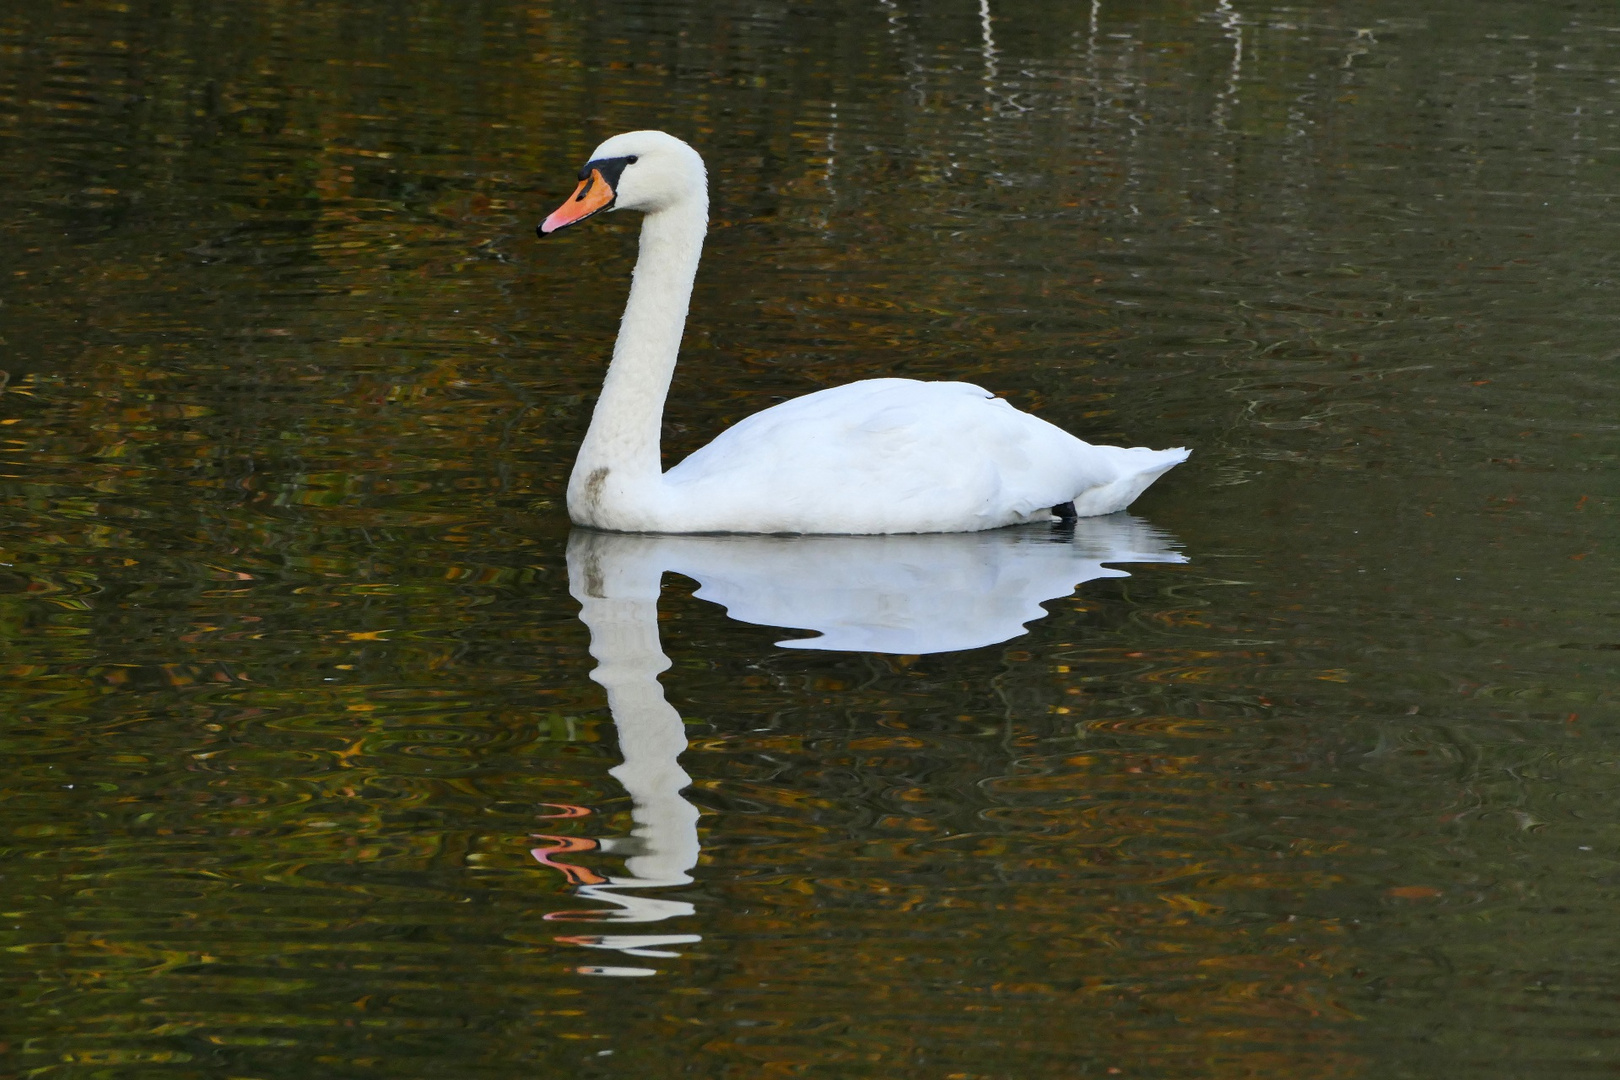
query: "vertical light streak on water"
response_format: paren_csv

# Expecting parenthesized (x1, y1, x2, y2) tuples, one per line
(1084, 0, 1103, 151)
(980, 0, 998, 118)
(823, 98, 838, 233)
(878, 0, 928, 108)
(1212, 0, 1243, 134)
(1088, 0, 1100, 69)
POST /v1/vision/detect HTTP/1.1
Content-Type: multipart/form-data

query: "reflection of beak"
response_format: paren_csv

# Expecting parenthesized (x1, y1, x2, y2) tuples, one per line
(531, 833, 607, 886)
(539, 169, 615, 236)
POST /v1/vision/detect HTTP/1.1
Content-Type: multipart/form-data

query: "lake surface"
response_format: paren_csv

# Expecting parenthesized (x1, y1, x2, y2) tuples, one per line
(1, 0, 1617, 1076)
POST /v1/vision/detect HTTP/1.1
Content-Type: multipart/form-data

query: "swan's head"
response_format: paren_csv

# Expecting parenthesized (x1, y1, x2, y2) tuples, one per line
(538, 130, 707, 236)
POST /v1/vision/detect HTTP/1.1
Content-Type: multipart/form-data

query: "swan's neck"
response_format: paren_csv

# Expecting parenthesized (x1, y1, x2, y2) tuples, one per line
(569, 198, 708, 525)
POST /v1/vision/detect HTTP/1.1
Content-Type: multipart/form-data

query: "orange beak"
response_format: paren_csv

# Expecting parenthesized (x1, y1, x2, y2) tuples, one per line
(539, 168, 616, 235)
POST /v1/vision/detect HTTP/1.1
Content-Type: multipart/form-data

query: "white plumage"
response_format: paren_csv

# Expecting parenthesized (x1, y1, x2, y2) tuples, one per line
(541, 130, 1188, 535)
(663, 378, 1187, 533)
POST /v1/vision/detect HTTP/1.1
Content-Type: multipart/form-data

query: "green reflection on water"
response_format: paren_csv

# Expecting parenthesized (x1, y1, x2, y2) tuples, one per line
(0, 0, 1616, 1076)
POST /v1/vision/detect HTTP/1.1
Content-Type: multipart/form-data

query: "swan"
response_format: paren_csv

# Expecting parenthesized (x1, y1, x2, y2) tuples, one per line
(539, 130, 1188, 534)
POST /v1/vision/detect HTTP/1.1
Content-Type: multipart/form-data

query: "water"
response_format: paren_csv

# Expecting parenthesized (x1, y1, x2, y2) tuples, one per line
(1, 0, 1617, 1075)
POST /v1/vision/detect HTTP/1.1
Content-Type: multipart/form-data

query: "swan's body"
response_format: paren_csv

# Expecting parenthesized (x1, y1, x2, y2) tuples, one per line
(541, 130, 1187, 535)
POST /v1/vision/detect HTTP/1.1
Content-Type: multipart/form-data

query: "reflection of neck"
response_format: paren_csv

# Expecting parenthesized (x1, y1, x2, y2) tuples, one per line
(569, 536, 701, 904)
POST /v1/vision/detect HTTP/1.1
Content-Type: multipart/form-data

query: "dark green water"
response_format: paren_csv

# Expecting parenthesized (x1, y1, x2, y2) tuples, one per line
(1, 0, 1617, 1076)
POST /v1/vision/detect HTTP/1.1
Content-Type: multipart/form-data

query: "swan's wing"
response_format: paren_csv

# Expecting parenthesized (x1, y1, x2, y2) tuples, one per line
(663, 378, 1182, 533)
(666, 380, 1011, 528)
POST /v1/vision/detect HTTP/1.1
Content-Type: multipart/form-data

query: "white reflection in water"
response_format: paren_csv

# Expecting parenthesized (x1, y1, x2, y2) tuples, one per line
(545, 516, 1186, 974)
(980, 0, 999, 94)
(1213, 0, 1244, 132)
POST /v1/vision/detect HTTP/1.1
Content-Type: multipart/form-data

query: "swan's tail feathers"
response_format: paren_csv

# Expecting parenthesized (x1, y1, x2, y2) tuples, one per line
(1071, 446, 1190, 517)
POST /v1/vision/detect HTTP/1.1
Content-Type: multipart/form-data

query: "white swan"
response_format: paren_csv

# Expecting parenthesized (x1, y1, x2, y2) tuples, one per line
(540, 130, 1188, 535)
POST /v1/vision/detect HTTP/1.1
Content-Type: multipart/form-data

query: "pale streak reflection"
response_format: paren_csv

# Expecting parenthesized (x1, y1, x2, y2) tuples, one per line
(980, 0, 999, 96)
(1212, 0, 1244, 132)
(545, 517, 1187, 975)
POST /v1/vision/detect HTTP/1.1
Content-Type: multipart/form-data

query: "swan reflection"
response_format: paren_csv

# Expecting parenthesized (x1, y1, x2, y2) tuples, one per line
(542, 517, 1186, 975)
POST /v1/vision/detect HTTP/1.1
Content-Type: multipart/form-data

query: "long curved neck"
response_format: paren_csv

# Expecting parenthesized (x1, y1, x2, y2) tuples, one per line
(570, 197, 708, 519)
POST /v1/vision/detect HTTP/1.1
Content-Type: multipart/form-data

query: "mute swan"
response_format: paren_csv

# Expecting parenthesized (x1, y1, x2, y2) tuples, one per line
(539, 130, 1188, 534)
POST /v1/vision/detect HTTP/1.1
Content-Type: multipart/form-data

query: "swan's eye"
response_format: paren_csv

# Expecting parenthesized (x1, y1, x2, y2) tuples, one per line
(625, 156, 638, 165)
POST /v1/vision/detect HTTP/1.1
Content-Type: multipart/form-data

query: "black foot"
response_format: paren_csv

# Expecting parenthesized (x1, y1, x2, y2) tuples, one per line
(1051, 501, 1078, 527)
